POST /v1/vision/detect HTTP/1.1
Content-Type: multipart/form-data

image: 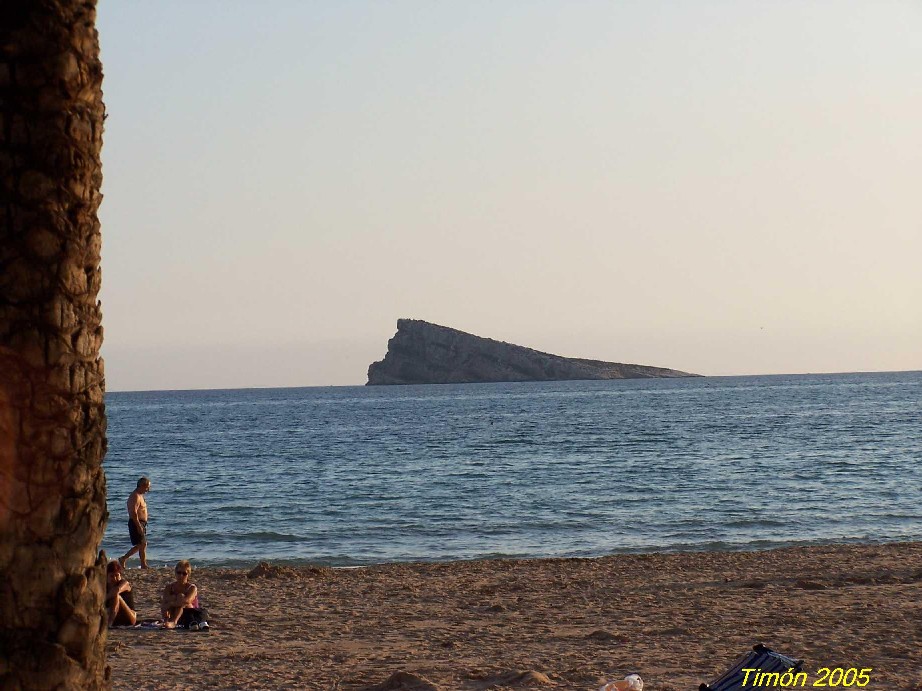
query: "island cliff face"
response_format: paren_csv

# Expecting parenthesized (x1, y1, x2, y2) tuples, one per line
(366, 319, 698, 385)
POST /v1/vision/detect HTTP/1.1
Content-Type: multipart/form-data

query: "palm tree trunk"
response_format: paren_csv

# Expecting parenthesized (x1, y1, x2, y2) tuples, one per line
(0, 1, 109, 688)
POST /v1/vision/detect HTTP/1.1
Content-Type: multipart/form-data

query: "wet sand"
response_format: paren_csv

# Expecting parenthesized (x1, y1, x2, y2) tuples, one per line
(106, 542, 922, 690)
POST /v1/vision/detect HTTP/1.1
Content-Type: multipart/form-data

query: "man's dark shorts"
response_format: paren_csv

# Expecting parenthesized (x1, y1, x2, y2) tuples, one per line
(129, 520, 147, 546)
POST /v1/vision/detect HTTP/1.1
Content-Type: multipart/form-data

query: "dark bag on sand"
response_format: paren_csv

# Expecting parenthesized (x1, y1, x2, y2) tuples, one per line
(178, 607, 208, 628)
(700, 644, 803, 691)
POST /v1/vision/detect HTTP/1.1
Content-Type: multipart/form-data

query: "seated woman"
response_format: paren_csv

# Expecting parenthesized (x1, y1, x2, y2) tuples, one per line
(160, 559, 208, 630)
(105, 560, 137, 627)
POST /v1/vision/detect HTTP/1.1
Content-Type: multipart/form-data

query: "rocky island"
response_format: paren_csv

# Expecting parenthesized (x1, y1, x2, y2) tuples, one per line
(366, 319, 698, 385)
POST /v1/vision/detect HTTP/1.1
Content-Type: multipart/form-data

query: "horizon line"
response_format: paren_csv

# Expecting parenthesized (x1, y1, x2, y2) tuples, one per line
(105, 368, 921, 395)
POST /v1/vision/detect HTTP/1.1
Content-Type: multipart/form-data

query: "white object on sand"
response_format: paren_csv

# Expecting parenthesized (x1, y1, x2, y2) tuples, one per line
(599, 673, 643, 691)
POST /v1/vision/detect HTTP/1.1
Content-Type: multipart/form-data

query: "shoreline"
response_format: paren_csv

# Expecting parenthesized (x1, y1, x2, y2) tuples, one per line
(105, 534, 922, 570)
(107, 541, 922, 690)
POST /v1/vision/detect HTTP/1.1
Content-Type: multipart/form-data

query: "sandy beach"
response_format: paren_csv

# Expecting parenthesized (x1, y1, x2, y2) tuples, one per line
(105, 542, 922, 690)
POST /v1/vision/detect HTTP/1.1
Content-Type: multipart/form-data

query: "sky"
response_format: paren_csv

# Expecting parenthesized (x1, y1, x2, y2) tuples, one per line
(96, 2, 921, 391)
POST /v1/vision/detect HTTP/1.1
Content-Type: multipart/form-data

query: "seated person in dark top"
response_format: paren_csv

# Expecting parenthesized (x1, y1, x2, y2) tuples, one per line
(105, 560, 137, 627)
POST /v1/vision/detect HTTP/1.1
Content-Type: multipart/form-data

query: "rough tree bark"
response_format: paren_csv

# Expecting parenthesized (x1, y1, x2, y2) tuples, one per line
(0, 1, 109, 688)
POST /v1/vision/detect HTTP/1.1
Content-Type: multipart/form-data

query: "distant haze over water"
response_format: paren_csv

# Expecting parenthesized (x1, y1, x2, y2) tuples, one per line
(102, 372, 922, 567)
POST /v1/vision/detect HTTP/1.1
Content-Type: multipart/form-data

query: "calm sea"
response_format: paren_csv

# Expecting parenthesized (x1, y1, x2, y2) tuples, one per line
(100, 372, 922, 567)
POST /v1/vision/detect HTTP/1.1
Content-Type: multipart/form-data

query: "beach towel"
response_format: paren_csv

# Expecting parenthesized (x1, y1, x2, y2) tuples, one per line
(110, 620, 165, 630)
(699, 644, 803, 691)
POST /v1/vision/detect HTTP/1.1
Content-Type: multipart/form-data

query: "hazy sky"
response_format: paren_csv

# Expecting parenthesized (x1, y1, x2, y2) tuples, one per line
(97, 2, 921, 391)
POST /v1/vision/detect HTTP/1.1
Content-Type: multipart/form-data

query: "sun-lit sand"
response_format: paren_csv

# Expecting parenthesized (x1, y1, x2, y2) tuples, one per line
(106, 542, 922, 690)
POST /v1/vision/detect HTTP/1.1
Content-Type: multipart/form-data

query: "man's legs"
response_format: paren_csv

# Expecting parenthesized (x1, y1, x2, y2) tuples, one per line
(122, 521, 149, 567)
(118, 545, 137, 566)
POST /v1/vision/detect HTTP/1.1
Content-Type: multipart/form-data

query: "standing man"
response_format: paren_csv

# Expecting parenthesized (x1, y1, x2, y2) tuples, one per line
(119, 477, 151, 569)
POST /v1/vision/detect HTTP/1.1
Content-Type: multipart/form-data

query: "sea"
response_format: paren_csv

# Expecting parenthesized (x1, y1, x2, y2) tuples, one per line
(100, 371, 922, 568)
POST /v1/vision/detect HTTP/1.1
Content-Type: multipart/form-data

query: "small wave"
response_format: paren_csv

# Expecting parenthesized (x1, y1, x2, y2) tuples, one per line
(237, 531, 305, 543)
(213, 505, 261, 514)
(169, 529, 306, 543)
(724, 518, 789, 528)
